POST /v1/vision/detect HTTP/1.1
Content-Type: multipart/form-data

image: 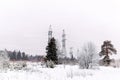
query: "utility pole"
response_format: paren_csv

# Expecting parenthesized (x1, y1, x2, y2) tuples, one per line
(62, 30, 67, 57)
(48, 25, 52, 43)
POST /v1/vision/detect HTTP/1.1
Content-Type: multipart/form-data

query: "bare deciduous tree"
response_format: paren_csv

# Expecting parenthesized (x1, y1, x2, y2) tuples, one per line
(0, 50, 10, 69)
(78, 42, 99, 69)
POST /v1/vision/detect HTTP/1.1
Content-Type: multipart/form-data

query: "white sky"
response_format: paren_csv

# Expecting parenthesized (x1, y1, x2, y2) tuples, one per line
(0, 0, 120, 56)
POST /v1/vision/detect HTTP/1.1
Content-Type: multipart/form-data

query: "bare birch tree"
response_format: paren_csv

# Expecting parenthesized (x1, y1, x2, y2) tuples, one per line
(78, 42, 99, 69)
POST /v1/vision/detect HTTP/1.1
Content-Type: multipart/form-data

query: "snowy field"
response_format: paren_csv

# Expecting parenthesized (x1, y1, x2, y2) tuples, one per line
(0, 62, 120, 80)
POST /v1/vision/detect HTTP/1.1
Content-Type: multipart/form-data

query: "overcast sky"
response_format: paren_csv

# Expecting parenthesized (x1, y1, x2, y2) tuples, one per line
(0, 0, 120, 56)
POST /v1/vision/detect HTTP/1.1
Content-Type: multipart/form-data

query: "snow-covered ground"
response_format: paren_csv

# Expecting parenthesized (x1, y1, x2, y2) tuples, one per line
(0, 62, 120, 80)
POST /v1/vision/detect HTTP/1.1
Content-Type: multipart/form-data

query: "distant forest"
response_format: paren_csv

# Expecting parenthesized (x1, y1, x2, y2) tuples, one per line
(5, 49, 44, 62)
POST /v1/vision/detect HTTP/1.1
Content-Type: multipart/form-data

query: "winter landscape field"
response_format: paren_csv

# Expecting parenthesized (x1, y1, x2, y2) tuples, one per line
(0, 62, 119, 80)
(0, 0, 120, 80)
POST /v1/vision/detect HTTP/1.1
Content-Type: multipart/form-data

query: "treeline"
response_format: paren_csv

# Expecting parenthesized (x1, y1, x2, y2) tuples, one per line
(6, 50, 44, 62)
(8, 50, 28, 61)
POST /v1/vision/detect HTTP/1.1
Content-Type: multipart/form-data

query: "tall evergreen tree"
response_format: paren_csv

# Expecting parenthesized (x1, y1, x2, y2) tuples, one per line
(25, 54, 28, 60)
(46, 37, 58, 64)
(22, 52, 26, 60)
(13, 50, 17, 60)
(17, 51, 22, 60)
(99, 40, 117, 65)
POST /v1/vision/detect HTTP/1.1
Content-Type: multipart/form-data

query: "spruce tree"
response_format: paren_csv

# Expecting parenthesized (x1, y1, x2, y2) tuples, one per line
(13, 51, 17, 60)
(17, 51, 22, 60)
(46, 37, 58, 64)
(25, 55, 28, 60)
(22, 52, 26, 60)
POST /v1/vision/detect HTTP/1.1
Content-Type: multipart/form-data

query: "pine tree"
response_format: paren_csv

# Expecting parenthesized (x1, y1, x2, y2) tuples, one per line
(22, 52, 26, 60)
(17, 51, 22, 60)
(99, 40, 117, 65)
(46, 37, 58, 64)
(13, 51, 17, 60)
(25, 55, 28, 60)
